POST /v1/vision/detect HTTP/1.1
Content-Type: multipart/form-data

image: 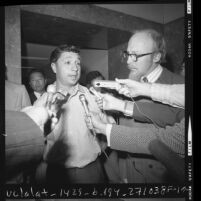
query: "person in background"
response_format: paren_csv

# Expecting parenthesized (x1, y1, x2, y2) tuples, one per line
(27, 69, 48, 183)
(5, 80, 31, 111)
(5, 65, 31, 111)
(86, 70, 105, 92)
(28, 68, 47, 104)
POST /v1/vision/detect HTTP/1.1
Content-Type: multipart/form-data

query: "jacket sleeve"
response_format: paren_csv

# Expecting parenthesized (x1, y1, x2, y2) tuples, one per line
(110, 118, 184, 157)
(133, 100, 184, 128)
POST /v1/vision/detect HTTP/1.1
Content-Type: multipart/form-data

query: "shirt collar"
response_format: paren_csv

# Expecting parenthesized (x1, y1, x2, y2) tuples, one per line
(141, 65, 163, 83)
(34, 91, 43, 99)
(50, 82, 85, 96)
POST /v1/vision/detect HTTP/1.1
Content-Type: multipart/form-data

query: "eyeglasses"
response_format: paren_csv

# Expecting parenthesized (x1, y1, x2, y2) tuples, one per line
(123, 51, 155, 62)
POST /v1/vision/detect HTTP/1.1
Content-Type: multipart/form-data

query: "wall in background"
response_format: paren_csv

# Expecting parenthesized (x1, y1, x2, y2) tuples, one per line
(5, 6, 21, 83)
(95, 4, 184, 24)
(108, 42, 129, 80)
(80, 49, 108, 84)
(164, 18, 185, 73)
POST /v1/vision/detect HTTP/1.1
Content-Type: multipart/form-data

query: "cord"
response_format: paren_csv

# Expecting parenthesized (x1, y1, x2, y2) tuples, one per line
(129, 95, 160, 129)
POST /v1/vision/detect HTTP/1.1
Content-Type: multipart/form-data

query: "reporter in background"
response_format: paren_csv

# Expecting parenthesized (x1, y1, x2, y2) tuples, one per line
(28, 68, 47, 105)
(86, 70, 105, 92)
(86, 81, 185, 183)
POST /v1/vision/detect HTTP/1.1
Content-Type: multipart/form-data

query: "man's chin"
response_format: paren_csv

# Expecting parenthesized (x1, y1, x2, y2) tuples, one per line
(69, 80, 79, 86)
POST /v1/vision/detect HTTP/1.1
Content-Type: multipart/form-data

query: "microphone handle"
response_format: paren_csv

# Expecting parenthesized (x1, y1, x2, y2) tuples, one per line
(80, 97, 96, 136)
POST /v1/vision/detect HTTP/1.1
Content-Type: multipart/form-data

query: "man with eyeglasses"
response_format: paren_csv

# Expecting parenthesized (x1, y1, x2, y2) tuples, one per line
(120, 29, 184, 127)
(96, 29, 185, 183)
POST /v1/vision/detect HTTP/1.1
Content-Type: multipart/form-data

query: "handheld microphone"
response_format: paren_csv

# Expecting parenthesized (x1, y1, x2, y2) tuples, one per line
(79, 94, 96, 136)
(89, 87, 102, 99)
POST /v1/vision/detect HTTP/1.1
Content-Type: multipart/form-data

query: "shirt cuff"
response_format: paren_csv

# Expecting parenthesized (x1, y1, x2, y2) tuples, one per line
(123, 101, 134, 116)
(106, 124, 113, 146)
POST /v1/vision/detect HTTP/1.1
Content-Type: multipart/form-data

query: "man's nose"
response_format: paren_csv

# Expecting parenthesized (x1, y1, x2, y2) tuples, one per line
(35, 80, 40, 85)
(72, 63, 79, 71)
(127, 55, 133, 65)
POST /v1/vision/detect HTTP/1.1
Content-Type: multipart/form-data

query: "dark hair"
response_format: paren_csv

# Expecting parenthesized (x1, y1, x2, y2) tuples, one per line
(86, 71, 105, 85)
(133, 29, 166, 63)
(28, 68, 46, 81)
(50, 44, 80, 64)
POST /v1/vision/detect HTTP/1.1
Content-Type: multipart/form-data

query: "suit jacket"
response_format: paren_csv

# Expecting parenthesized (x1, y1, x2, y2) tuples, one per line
(117, 67, 185, 183)
(5, 80, 31, 111)
(133, 67, 184, 127)
(29, 92, 38, 105)
(110, 118, 184, 157)
(111, 118, 185, 183)
(5, 111, 44, 180)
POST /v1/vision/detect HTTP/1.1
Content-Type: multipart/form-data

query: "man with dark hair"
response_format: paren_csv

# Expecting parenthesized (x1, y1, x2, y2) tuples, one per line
(28, 68, 47, 104)
(86, 70, 105, 91)
(44, 44, 115, 184)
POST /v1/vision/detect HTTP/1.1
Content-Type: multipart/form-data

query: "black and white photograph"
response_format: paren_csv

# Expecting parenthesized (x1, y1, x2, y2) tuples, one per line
(1, 1, 193, 201)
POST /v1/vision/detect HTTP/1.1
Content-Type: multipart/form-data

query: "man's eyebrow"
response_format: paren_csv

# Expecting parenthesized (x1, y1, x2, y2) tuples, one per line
(62, 56, 80, 60)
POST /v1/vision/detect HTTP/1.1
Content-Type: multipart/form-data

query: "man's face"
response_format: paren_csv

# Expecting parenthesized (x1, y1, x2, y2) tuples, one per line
(126, 33, 157, 81)
(29, 72, 46, 93)
(52, 52, 81, 87)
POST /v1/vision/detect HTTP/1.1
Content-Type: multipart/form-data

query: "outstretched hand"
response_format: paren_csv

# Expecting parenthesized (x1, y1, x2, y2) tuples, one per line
(85, 111, 107, 135)
(95, 93, 125, 113)
(115, 78, 151, 98)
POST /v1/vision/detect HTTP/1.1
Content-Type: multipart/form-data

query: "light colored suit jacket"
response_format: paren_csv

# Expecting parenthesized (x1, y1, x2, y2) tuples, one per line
(5, 80, 31, 111)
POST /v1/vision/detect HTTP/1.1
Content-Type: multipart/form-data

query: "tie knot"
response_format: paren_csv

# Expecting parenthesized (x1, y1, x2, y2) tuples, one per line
(142, 77, 148, 83)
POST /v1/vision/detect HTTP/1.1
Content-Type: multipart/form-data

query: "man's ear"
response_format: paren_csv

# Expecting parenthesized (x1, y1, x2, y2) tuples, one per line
(51, 63, 56, 74)
(153, 52, 162, 63)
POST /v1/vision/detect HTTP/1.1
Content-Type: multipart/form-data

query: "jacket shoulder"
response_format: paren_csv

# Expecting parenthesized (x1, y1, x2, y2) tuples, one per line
(157, 67, 184, 84)
(6, 81, 26, 93)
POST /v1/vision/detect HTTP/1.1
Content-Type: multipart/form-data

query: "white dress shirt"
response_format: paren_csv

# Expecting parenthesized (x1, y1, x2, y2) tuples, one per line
(140, 64, 163, 83)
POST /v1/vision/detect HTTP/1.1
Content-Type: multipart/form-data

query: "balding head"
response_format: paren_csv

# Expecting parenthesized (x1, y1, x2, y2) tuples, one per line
(126, 29, 166, 80)
(129, 29, 166, 63)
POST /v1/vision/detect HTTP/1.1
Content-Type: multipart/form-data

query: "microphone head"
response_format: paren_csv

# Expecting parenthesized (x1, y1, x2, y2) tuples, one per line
(79, 94, 86, 102)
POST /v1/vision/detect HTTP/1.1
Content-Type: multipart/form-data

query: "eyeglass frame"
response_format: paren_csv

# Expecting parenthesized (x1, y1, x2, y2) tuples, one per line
(122, 50, 156, 62)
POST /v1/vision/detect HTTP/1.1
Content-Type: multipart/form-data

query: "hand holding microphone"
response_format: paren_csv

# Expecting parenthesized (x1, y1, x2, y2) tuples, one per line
(85, 111, 107, 135)
(46, 85, 70, 129)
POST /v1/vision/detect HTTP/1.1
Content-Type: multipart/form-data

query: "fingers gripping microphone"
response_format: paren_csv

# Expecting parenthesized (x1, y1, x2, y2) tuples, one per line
(79, 94, 96, 136)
